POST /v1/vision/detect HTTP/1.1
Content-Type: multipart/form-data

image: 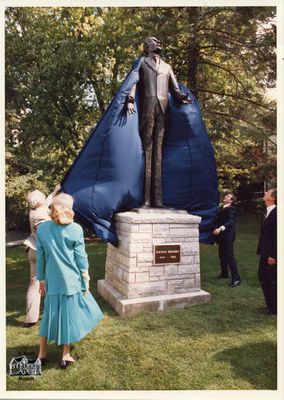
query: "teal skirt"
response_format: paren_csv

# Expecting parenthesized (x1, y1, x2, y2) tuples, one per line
(39, 291, 103, 345)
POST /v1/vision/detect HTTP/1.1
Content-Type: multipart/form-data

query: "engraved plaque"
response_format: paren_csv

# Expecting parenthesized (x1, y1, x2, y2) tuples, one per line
(154, 244, 181, 264)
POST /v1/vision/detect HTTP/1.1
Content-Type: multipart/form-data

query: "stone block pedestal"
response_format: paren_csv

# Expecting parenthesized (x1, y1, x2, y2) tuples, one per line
(97, 209, 210, 315)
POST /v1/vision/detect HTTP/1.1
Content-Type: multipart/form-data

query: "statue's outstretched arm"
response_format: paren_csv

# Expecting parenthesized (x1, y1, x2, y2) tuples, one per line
(127, 84, 137, 114)
(169, 68, 192, 104)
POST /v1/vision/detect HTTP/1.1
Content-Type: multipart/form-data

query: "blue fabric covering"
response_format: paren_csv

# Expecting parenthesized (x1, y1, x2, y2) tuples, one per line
(62, 58, 219, 246)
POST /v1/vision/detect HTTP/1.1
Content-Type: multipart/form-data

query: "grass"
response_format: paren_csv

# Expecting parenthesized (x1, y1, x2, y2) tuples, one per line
(5, 213, 277, 390)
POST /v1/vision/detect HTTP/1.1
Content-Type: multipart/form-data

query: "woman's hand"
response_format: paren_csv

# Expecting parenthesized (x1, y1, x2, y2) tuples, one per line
(81, 270, 90, 291)
(51, 184, 61, 197)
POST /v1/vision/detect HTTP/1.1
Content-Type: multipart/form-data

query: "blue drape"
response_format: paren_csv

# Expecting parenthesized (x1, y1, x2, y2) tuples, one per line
(62, 58, 219, 246)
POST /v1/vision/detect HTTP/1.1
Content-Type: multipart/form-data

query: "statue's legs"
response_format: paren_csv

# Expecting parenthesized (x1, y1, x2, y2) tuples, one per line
(153, 105, 165, 207)
(141, 112, 155, 207)
(141, 103, 165, 207)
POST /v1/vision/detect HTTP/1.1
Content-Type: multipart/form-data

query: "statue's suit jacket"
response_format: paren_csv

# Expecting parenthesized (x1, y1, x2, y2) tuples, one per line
(128, 57, 186, 118)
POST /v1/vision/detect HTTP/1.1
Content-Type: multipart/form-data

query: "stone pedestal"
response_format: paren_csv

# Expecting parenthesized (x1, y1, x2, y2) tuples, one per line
(97, 209, 210, 315)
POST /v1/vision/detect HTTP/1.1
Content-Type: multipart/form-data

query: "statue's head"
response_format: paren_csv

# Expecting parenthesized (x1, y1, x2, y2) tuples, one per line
(143, 37, 162, 55)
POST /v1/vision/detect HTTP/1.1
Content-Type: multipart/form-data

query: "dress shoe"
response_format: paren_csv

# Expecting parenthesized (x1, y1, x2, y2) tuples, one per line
(266, 309, 277, 316)
(60, 359, 75, 369)
(38, 357, 47, 366)
(23, 322, 37, 328)
(230, 280, 241, 287)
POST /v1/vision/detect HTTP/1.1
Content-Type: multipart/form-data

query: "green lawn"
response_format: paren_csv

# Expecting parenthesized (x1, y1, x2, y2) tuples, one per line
(6, 213, 277, 390)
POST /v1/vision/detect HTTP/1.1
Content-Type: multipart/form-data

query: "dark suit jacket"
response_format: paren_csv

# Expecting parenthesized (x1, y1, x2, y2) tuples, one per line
(128, 57, 186, 116)
(257, 207, 277, 262)
(215, 205, 237, 242)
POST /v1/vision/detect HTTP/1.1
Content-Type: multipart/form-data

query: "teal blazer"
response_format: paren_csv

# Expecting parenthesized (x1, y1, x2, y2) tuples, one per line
(36, 220, 89, 295)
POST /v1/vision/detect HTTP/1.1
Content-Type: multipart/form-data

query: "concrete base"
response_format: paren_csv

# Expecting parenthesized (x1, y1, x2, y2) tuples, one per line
(98, 279, 211, 316)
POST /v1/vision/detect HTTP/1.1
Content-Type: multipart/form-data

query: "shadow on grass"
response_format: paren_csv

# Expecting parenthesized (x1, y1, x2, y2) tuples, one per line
(214, 340, 277, 390)
(6, 312, 23, 327)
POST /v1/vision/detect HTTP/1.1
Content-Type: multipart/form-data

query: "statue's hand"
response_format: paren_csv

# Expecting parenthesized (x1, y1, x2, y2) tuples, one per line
(127, 102, 136, 115)
(182, 97, 193, 104)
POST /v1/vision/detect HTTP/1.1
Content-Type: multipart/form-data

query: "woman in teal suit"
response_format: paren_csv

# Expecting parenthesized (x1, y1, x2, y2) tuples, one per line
(36, 193, 103, 368)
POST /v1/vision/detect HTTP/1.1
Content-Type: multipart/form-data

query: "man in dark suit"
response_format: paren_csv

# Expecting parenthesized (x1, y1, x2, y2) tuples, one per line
(213, 193, 241, 287)
(257, 188, 277, 315)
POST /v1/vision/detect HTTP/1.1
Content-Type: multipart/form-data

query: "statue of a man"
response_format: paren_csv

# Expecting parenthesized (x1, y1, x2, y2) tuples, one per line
(62, 36, 219, 246)
(127, 37, 192, 208)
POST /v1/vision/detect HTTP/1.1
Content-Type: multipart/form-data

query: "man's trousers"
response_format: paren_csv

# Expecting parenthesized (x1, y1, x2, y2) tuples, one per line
(26, 248, 41, 323)
(258, 257, 277, 314)
(218, 237, 241, 282)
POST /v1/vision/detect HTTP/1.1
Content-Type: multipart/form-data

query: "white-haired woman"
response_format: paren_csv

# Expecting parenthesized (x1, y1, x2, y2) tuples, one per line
(23, 184, 61, 328)
(36, 193, 103, 368)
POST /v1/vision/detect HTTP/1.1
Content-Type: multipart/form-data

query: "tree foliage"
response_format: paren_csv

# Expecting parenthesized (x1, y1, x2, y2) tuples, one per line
(5, 6, 276, 230)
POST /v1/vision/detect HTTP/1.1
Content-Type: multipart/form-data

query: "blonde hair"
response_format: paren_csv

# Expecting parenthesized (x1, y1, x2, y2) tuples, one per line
(50, 193, 74, 225)
(26, 190, 46, 209)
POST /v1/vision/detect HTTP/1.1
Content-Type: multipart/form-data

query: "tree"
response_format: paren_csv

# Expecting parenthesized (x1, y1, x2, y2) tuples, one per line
(130, 6, 276, 193)
(5, 6, 276, 230)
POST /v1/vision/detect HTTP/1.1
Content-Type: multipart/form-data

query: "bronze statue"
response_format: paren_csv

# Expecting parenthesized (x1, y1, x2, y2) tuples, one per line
(127, 37, 192, 208)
